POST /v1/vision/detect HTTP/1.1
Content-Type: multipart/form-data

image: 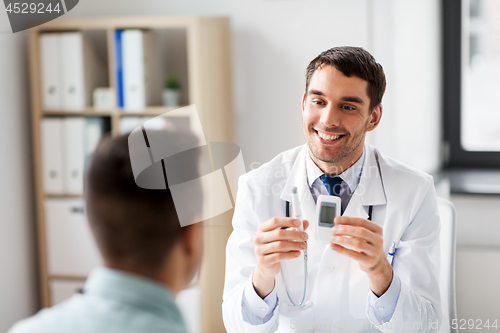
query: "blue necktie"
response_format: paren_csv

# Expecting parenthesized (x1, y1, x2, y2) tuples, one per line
(319, 174, 344, 214)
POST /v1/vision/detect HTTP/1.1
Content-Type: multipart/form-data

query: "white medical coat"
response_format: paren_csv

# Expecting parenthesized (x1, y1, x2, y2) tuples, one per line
(222, 144, 441, 333)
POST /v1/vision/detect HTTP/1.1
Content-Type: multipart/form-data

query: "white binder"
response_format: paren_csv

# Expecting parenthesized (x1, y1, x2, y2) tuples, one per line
(59, 32, 106, 110)
(84, 117, 105, 177)
(59, 33, 85, 110)
(45, 198, 103, 276)
(85, 117, 105, 155)
(41, 118, 64, 194)
(39, 33, 61, 110)
(63, 117, 85, 194)
(122, 30, 161, 111)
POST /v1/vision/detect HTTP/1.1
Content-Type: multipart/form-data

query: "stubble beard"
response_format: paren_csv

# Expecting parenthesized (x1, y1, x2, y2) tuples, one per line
(305, 120, 368, 168)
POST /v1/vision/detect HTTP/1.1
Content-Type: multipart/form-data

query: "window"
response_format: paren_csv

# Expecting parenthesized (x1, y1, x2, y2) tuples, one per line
(443, 0, 500, 167)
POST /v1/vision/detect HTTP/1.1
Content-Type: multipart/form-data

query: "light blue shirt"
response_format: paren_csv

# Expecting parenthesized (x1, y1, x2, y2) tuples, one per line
(242, 147, 400, 325)
(9, 267, 187, 333)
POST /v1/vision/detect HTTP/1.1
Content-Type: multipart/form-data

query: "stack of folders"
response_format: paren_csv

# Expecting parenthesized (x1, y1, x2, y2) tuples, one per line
(115, 29, 162, 111)
(41, 117, 106, 195)
(39, 32, 107, 111)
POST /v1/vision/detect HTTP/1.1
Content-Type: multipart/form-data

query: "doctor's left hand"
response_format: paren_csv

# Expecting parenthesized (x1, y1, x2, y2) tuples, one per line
(329, 216, 393, 297)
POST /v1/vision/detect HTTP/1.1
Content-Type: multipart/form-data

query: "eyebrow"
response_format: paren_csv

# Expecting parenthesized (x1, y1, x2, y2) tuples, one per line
(341, 96, 364, 105)
(308, 89, 325, 97)
(308, 89, 365, 105)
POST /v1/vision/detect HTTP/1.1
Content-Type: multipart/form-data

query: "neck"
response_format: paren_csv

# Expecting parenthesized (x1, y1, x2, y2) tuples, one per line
(309, 143, 364, 176)
(104, 245, 185, 296)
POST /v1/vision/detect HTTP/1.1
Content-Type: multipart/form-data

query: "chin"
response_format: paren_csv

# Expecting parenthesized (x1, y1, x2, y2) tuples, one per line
(309, 141, 352, 165)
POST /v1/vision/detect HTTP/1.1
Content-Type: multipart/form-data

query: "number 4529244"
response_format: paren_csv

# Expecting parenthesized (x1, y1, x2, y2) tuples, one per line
(6, 2, 61, 14)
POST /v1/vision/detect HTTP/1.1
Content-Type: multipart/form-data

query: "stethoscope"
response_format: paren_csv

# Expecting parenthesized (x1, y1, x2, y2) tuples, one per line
(281, 200, 373, 307)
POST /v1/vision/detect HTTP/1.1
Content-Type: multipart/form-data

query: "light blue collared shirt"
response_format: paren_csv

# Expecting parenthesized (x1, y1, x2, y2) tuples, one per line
(8, 267, 187, 333)
(306, 146, 366, 208)
(241, 147, 400, 326)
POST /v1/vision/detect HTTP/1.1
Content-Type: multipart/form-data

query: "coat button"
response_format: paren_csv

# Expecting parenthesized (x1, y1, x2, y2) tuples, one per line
(281, 302, 289, 308)
(378, 306, 385, 311)
(325, 263, 334, 272)
(260, 307, 267, 312)
(305, 300, 313, 307)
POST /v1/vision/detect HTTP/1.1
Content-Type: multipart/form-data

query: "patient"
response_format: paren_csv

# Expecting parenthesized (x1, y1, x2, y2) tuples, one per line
(9, 132, 203, 333)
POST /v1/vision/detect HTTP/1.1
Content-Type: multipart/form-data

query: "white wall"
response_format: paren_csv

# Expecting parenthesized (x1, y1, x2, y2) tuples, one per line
(0, 12, 38, 333)
(368, 0, 442, 173)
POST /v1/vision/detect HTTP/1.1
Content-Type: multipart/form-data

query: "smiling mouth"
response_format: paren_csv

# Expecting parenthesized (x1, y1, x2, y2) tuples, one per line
(315, 130, 345, 142)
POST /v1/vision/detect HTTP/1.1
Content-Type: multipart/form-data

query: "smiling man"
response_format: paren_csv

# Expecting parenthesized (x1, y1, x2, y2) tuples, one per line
(223, 47, 441, 333)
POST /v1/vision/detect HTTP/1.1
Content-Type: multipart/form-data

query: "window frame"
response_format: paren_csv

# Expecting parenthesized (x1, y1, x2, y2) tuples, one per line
(443, 0, 500, 168)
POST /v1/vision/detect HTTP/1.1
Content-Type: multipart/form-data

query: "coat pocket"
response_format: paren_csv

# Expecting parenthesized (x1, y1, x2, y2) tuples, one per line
(348, 259, 370, 319)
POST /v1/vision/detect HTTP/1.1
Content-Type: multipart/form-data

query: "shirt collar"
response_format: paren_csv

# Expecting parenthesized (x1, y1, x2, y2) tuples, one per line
(84, 266, 183, 320)
(306, 146, 366, 193)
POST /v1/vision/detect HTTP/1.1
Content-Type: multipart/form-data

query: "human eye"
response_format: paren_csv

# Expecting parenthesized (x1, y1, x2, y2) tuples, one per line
(341, 105, 356, 111)
(312, 99, 325, 106)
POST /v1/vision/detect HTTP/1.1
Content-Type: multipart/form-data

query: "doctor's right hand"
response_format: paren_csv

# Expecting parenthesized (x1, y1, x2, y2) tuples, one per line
(252, 217, 309, 299)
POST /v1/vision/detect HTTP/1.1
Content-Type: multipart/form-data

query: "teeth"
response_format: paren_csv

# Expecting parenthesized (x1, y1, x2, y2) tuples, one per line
(318, 131, 340, 141)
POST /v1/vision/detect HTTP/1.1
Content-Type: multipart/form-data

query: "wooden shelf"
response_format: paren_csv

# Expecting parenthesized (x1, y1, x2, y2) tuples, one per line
(50, 275, 88, 281)
(45, 194, 85, 199)
(29, 16, 233, 333)
(42, 109, 114, 117)
(117, 106, 187, 116)
(31, 16, 202, 31)
(41, 106, 187, 117)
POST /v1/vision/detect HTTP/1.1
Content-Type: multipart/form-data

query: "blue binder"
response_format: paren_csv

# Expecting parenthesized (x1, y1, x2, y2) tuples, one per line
(115, 30, 124, 109)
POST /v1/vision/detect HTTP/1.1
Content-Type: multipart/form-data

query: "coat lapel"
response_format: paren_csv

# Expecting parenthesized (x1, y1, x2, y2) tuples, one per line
(278, 145, 318, 304)
(279, 145, 316, 222)
(345, 145, 388, 319)
(343, 144, 387, 218)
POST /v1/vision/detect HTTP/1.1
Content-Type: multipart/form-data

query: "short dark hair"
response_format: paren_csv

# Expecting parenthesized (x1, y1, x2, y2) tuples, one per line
(305, 46, 386, 111)
(85, 132, 199, 271)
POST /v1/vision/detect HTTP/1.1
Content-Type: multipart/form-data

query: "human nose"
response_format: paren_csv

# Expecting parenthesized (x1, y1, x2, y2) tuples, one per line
(320, 105, 341, 128)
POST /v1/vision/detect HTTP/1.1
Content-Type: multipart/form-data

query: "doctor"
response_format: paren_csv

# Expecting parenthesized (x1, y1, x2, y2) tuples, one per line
(222, 47, 441, 333)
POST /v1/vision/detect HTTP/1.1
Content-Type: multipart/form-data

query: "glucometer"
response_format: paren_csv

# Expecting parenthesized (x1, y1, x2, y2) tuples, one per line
(315, 195, 341, 243)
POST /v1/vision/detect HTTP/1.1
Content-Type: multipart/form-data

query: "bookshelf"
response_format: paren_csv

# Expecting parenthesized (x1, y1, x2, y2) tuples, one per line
(28, 16, 233, 333)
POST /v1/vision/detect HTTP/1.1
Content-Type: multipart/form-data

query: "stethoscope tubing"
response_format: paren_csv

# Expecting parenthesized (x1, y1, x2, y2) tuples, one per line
(280, 200, 373, 307)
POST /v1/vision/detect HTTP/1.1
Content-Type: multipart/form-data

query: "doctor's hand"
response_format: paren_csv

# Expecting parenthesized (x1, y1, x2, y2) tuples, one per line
(330, 216, 393, 297)
(252, 217, 309, 299)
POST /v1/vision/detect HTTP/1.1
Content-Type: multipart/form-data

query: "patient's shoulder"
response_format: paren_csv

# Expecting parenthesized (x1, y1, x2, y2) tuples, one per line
(7, 297, 81, 333)
(7, 293, 186, 333)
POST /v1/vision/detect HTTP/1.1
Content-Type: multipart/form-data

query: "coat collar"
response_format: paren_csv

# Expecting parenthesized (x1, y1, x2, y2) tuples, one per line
(279, 144, 310, 205)
(358, 144, 387, 206)
(279, 144, 387, 208)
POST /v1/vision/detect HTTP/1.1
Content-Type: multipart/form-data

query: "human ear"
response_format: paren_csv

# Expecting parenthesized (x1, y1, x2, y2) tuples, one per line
(181, 223, 203, 257)
(301, 92, 306, 112)
(180, 222, 204, 284)
(366, 104, 382, 132)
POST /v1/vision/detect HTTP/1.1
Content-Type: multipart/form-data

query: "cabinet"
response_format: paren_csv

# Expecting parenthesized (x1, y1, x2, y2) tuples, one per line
(28, 16, 233, 333)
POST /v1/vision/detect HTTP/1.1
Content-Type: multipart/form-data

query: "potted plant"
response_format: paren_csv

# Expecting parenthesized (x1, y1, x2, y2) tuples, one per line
(163, 75, 181, 107)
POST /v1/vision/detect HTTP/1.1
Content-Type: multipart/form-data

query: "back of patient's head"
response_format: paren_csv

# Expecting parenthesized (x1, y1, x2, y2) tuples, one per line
(85, 132, 200, 276)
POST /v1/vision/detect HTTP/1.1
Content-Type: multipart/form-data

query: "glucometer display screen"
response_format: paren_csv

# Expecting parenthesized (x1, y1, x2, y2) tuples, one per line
(319, 203, 336, 227)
